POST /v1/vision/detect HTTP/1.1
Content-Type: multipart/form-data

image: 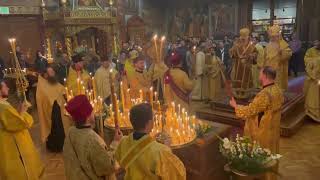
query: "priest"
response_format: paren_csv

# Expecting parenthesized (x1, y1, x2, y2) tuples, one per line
(66, 54, 91, 96)
(94, 55, 118, 105)
(264, 25, 292, 90)
(36, 66, 72, 152)
(126, 55, 167, 99)
(304, 40, 320, 122)
(0, 80, 44, 180)
(164, 52, 194, 111)
(115, 103, 186, 180)
(230, 66, 284, 180)
(192, 43, 205, 100)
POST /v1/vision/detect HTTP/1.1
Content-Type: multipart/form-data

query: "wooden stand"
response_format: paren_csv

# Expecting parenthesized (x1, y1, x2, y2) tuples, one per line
(105, 120, 231, 180)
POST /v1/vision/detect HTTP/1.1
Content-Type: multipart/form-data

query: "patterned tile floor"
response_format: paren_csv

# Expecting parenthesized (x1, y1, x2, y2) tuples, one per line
(28, 107, 320, 180)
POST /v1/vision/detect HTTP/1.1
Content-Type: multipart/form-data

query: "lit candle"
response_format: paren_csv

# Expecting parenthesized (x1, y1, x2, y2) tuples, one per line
(64, 78, 67, 86)
(160, 36, 165, 62)
(91, 76, 96, 100)
(153, 34, 159, 62)
(127, 89, 131, 109)
(139, 89, 143, 102)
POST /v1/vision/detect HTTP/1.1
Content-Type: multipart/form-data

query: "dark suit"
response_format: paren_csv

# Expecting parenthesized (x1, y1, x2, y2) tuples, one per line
(216, 47, 230, 71)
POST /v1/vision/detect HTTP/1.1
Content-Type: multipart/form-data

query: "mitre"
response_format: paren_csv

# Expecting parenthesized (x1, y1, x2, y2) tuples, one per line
(268, 25, 281, 36)
(240, 28, 250, 37)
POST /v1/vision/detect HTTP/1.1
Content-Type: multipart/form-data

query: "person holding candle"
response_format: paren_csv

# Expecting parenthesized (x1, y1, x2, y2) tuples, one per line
(0, 79, 44, 180)
(66, 54, 91, 96)
(164, 52, 194, 111)
(115, 103, 186, 180)
(94, 55, 118, 105)
(126, 54, 168, 99)
(63, 95, 122, 180)
(36, 66, 72, 152)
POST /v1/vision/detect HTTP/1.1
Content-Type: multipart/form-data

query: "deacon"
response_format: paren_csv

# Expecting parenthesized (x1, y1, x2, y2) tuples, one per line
(63, 95, 122, 180)
(229, 28, 257, 95)
(230, 66, 284, 180)
(66, 54, 91, 95)
(192, 43, 205, 100)
(126, 55, 167, 99)
(94, 55, 118, 105)
(36, 66, 72, 152)
(264, 25, 292, 90)
(0, 80, 44, 180)
(164, 53, 194, 111)
(304, 40, 320, 122)
(115, 103, 186, 180)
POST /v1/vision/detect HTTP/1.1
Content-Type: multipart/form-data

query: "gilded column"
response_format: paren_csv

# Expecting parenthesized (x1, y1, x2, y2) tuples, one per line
(65, 37, 73, 59)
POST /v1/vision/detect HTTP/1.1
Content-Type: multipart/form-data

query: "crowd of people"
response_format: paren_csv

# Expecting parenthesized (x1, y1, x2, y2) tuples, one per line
(1, 24, 320, 180)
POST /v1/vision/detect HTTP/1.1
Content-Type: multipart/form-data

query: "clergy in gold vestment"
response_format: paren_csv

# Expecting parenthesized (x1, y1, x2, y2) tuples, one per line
(164, 53, 194, 111)
(115, 103, 186, 180)
(230, 67, 284, 180)
(64, 95, 122, 180)
(252, 37, 265, 88)
(264, 25, 292, 90)
(126, 55, 168, 99)
(304, 40, 320, 122)
(206, 53, 223, 101)
(124, 50, 139, 79)
(37, 67, 72, 152)
(0, 80, 44, 180)
(66, 54, 91, 96)
(229, 28, 257, 97)
(94, 56, 118, 105)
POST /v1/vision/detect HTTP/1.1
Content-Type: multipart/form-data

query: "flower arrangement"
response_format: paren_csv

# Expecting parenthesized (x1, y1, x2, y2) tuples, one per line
(219, 134, 282, 175)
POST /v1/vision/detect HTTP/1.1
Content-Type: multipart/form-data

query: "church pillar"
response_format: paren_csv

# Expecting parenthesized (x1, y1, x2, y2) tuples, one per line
(208, 7, 212, 37)
(65, 37, 73, 59)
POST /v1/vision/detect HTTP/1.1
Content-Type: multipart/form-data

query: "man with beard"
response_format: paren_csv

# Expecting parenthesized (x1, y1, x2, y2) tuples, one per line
(0, 80, 43, 179)
(36, 66, 72, 152)
(66, 54, 91, 96)
(264, 25, 292, 90)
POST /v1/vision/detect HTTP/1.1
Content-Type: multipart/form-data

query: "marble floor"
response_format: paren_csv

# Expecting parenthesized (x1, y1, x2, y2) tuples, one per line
(27, 108, 320, 180)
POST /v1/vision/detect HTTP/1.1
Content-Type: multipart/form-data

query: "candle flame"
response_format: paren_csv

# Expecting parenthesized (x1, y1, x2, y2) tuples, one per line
(161, 36, 166, 41)
(153, 34, 158, 40)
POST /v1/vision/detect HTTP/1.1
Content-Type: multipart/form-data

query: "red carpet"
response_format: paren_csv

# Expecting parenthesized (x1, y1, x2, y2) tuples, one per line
(287, 76, 305, 94)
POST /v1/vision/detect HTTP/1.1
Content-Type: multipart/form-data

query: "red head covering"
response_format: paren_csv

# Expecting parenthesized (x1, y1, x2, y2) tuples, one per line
(66, 95, 93, 123)
(168, 52, 182, 66)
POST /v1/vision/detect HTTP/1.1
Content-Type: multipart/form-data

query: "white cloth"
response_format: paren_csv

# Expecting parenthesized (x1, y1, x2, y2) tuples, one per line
(192, 51, 205, 100)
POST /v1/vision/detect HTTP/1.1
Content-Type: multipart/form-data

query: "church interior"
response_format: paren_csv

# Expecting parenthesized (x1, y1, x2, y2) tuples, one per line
(0, 0, 320, 180)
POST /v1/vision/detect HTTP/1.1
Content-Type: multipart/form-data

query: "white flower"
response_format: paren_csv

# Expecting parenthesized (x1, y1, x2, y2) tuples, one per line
(271, 154, 282, 160)
(223, 138, 232, 149)
(264, 148, 271, 155)
(239, 154, 243, 159)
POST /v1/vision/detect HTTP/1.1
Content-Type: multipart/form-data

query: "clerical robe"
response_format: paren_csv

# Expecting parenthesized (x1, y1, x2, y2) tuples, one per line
(264, 40, 292, 90)
(94, 66, 118, 102)
(235, 83, 284, 180)
(115, 133, 186, 180)
(252, 43, 265, 88)
(206, 56, 223, 100)
(304, 47, 320, 122)
(164, 68, 194, 111)
(230, 42, 257, 90)
(192, 51, 205, 100)
(127, 63, 168, 99)
(66, 67, 90, 96)
(63, 126, 116, 180)
(0, 100, 44, 180)
(124, 58, 135, 79)
(36, 76, 72, 150)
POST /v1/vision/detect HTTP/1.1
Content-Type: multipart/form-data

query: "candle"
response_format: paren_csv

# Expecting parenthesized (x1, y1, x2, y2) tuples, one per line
(120, 81, 125, 110)
(139, 89, 143, 102)
(91, 77, 96, 100)
(160, 36, 165, 62)
(178, 104, 181, 117)
(64, 78, 67, 86)
(65, 87, 69, 99)
(153, 34, 159, 62)
(154, 91, 158, 102)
